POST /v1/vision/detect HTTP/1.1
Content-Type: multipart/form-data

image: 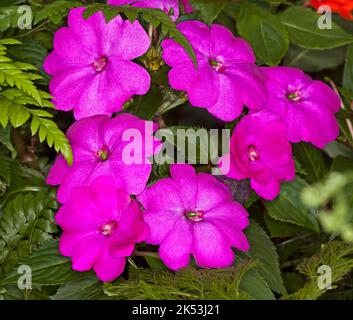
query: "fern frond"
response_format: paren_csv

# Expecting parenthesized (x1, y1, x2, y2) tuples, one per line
(282, 241, 353, 300)
(0, 191, 59, 274)
(103, 261, 259, 300)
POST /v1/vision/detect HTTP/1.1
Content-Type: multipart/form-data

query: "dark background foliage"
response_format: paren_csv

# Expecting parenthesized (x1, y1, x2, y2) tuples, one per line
(0, 0, 353, 300)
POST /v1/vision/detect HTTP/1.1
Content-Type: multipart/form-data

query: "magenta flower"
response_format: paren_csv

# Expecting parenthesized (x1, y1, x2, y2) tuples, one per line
(108, 0, 180, 21)
(161, 21, 267, 122)
(44, 7, 151, 120)
(138, 164, 249, 270)
(220, 111, 295, 201)
(260, 66, 340, 149)
(56, 177, 149, 282)
(46, 114, 160, 203)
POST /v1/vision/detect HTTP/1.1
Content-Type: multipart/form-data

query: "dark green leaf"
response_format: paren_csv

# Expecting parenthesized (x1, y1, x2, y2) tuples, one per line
(0, 242, 86, 286)
(238, 221, 286, 295)
(343, 44, 353, 92)
(284, 45, 346, 73)
(280, 7, 353, 49)
(265, 178, 320, 232)
(189, 0, 229, 25)
(237, 3, 288, 66)
(294, 143, 327, 183)
(0, 126, 13, 151)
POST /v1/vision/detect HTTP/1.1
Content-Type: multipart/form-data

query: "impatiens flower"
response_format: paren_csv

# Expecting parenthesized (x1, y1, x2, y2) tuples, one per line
(47, 114, 160, 203)
(138, 164, 249, 270)
(108, 0, 180, 21)
(260, 66, 340, 149)
(309, 0, 353, 20)
(161, 21, 267, 122)
(44, 7, 151, 120)
(220, 111, 295, 201)
(56, 177, 149, 282)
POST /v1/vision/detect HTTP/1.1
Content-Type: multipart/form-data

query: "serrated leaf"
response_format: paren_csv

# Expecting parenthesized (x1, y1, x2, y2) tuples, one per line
(238, 221, 286, 295)
(264, 214, 306, 238)
(50, 276, 104, 300)
(239, 268, 275, 300)
(265, 177, 320, 232)
(30, 116, 72, 165)
(294, 143, 327, 183)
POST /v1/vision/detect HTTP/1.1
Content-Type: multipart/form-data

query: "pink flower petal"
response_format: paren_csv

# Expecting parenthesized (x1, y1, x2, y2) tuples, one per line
(196, 172, 231, 212)
(210, 24, 255, 64)
(170, 164, 198, 211)
(193, 222, 234, 268)
(206, 201, 249, 230)
(250, 176, 281, 201)
(71, 234, 106, 272)
(159, 217, 193, 270)
(93, 245, 126, 282)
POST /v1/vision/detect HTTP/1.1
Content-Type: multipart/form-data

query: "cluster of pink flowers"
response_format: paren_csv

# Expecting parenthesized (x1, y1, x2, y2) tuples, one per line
(44, 2, 340, 281)
(161, 20, 340, 200)
(45, 5, 251, 282)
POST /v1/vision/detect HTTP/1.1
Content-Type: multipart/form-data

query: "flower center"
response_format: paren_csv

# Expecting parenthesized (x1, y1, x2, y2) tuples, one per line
(287, 90, 302, 102)
(92, 56, 108, 73)
(99, 221, 117, 237)
(96, 146, 110, 161)
(247, 144, 259, 162)
(209, 58, 225, 72)
(185, 210, 204, 222)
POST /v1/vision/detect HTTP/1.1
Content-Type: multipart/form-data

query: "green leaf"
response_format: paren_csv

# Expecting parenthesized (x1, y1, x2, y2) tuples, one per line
(294, 143, 327, 183)
(280, 7, 353, 49)
(237, 3, 288, 66)
(265, 177, 320, 232)
(0, 242, 86, 286)
(0, 156, 11, 185)
(0, 126, 13, 151)
(0, 7, 22, 32)
(332, 155, 353, 172)
(189, 0, 229, 24)
(34, 0, 82, 25)
(0, 191, 59, 273)
(30, 116, 73, 165)
(239, 268, 275, 300)
(7, 40, 50, 83)
(0, 154, 46, 209)
(238, 221, 286, 295)
(324, 141, 353, 159)
(284, 45, 346, 73)
(264, 214, 306, 238)
(128, 85, 163, 120)
(0, 88, 72, 165)
(343, 44, 353, 92)
(50, 276, 104, 300)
